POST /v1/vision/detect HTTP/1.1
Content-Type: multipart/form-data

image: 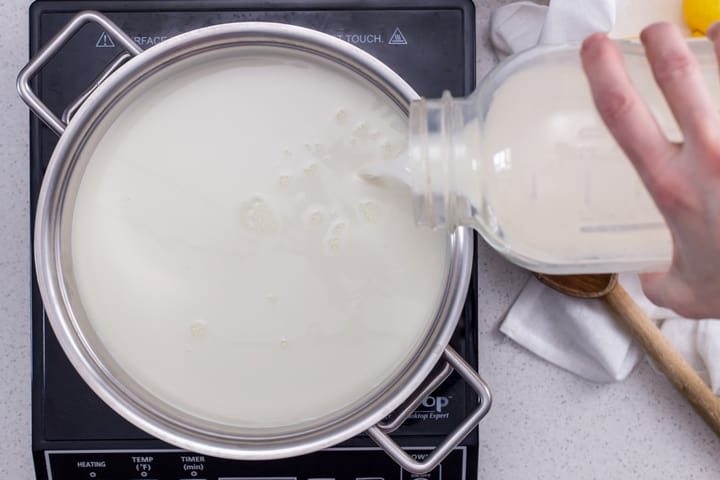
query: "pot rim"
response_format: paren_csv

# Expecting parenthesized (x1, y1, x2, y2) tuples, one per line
(33, 19, 474, 460)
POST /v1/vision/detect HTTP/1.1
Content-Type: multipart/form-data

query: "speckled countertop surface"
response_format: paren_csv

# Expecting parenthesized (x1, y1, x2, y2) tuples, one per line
(1, 1, 719, 478)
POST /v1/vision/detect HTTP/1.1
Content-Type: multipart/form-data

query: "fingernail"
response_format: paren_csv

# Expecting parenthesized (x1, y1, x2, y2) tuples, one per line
(707, 21, 720, 40)
(639, 22, 667, 44)
(581, 32, 606, 55)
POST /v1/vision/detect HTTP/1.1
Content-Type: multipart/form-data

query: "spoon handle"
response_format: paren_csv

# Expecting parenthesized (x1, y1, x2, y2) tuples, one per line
(605, 284, 720, 437)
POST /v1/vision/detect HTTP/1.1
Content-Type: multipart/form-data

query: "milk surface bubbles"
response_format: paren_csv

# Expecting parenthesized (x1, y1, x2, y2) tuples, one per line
(71, 48, 450, 428)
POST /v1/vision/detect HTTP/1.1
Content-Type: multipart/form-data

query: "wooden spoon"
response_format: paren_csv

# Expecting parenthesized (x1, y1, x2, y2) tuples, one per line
(536, 273, 720, 437)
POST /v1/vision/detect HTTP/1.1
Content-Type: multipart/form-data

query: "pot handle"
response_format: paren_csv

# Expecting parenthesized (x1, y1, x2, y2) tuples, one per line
(17, 10, 142, 136)
(376, 361, 454, 433)
(367, 346, 491, 475)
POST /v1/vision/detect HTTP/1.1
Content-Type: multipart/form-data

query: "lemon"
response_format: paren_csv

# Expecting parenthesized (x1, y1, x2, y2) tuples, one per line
(683, 0, 720, 36)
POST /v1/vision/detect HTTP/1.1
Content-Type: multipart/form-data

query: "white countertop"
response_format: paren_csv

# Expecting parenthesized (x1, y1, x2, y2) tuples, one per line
(1, 1, 719, 478)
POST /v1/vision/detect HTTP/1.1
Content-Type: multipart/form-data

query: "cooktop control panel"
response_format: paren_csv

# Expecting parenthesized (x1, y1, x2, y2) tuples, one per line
(45, 447, 468, 480)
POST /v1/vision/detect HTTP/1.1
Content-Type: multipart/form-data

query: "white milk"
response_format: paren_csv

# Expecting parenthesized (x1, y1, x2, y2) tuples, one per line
(465, 56, 675, 266)
(374, 45, 720, 273)
(465, 51, 720, 268)
(71, 48, 449, 429)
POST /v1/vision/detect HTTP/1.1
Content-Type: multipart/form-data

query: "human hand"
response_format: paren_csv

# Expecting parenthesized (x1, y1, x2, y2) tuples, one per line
(580, 22, 720, 318)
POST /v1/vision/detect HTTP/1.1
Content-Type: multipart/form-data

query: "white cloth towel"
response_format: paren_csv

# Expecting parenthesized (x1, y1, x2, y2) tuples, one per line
(491, 0, 720, 391)
(490, 0, 687, 58)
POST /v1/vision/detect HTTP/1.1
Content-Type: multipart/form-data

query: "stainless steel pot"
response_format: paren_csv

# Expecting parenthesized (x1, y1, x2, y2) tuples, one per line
(18, 11, 491, 475)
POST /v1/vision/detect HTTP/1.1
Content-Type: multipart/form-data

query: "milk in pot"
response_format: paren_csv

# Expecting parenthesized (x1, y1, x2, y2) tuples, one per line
(70, 48, 450, 428)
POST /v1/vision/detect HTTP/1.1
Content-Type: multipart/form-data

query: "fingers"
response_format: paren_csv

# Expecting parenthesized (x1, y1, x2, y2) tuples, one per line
(701, 23, 720, 170)
(707, 21, 720, 43)
(707, 21, 720, 64)
(580, 33, 676, 183)
(641, 23, 720, 146)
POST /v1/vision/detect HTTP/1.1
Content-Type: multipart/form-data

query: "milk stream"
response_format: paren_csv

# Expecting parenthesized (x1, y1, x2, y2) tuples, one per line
(71, 48, 449, 429)
(364, 40, 720, 274)
(359, 153, 410, 184)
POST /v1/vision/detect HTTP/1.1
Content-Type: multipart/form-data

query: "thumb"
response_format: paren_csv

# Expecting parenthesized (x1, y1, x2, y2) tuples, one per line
(639, 271, 696, 318)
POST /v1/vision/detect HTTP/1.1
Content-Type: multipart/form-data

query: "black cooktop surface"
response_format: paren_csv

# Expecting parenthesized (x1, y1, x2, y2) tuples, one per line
(28, 1, 478, 479)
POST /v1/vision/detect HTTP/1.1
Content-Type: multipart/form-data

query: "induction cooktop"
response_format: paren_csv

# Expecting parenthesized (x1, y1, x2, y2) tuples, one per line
(27, 2, 479, 479)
